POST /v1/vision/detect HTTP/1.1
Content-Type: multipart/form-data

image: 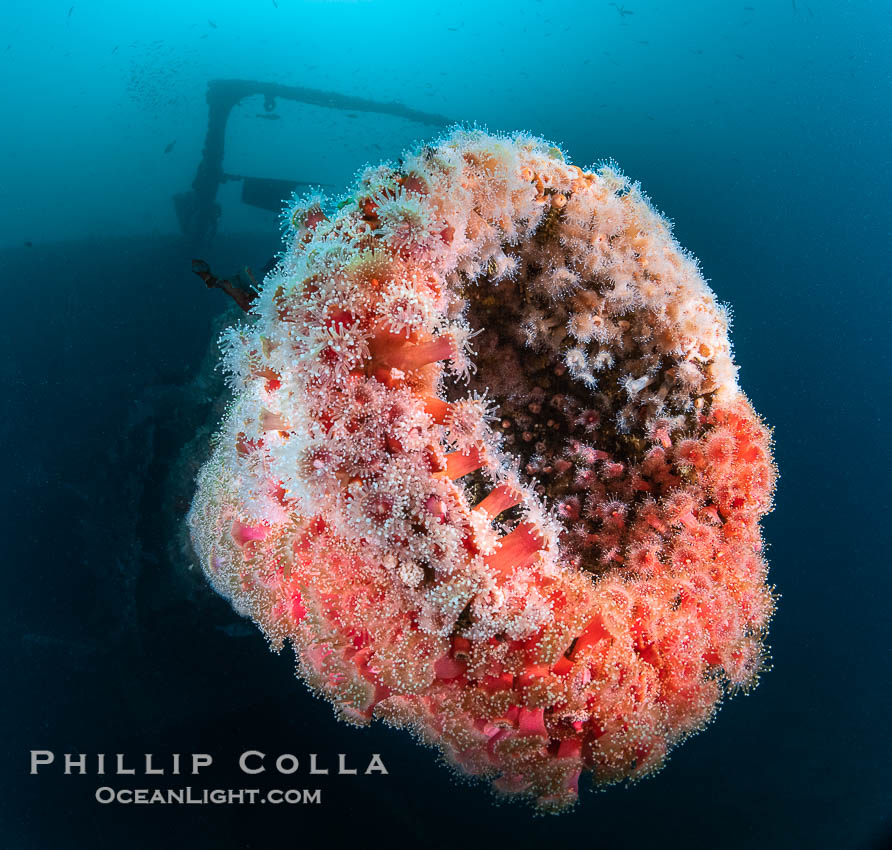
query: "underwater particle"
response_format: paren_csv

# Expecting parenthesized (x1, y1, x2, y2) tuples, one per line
(188, 128, 777, 812)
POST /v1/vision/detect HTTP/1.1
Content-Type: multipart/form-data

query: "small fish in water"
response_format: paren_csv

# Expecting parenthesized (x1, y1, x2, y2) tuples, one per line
(24, 240, 33, 248)
(346, 112, 358, 118)
(111, 44, 118, 54)
(255, 113, 280, 120)
(68, 5, 74, 17)
(164, 140, 176, 154)
(272, 0, 278, 7)
(208, 18, 217, 28)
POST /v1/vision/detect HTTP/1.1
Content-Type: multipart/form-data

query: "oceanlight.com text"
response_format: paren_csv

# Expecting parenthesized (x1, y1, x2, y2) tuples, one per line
(94, 786, 321, 805)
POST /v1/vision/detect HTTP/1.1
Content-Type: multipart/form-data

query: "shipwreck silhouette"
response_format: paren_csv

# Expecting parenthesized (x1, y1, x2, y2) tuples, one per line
(175, 78, 450, 246)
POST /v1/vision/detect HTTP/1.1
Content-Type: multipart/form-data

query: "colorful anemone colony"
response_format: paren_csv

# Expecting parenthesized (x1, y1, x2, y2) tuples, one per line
(189, 129, 777, 811)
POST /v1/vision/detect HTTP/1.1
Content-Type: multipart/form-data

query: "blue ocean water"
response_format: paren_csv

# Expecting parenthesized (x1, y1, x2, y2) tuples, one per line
(1, 1, 889, 848)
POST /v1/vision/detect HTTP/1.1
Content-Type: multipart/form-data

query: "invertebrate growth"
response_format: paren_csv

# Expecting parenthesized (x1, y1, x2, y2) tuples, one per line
(189, 129, 776, 811)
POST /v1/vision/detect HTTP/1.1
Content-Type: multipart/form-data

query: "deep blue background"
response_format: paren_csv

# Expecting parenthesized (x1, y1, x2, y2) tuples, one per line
(2, 2, 889, 848)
